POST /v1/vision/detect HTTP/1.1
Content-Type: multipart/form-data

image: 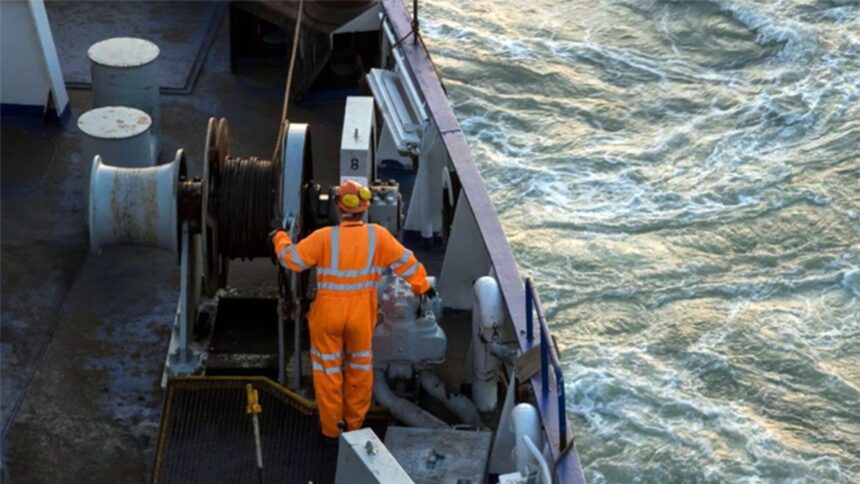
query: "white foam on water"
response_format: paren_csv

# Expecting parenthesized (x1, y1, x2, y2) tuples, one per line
(842, 268, 860, 297)
(703, 0, 820, 62)
(567, 355, 846, 480)
(422, 0, 860, 480)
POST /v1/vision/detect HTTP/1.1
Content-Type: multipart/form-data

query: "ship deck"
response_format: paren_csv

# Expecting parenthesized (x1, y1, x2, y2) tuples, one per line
(1, 5, 460, 482)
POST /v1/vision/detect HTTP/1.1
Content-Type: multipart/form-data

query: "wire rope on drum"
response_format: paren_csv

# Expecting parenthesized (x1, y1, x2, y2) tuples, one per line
(218, 156, 278, 259)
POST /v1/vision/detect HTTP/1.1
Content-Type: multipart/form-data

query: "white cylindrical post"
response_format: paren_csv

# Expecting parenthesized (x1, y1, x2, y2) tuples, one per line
(88, 37, 160, 160)
(78, 106, 153, 210)
(510, 403, 543, 478)
(471, 276, 505, 412)
(78, 105, 153, 169)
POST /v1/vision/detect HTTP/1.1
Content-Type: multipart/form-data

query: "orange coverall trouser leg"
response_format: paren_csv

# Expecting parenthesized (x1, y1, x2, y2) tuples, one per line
(308, 292, 376, 437)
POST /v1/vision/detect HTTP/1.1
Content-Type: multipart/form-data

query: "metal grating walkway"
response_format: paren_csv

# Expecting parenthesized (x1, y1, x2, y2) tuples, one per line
(153, 377, 342, 484)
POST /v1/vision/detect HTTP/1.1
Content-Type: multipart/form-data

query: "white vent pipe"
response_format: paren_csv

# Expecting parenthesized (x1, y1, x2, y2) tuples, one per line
(471, 276, 505, 412)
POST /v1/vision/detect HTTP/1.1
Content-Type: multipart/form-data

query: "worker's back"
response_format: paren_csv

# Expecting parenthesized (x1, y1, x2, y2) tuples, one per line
(282, 220, 429, 298)
(272, 215, 430, 438)
(272, 179, 432, 438)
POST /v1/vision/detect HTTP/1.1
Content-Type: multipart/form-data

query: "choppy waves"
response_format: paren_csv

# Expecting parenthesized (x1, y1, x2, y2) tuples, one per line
(423, 0, 860, 481)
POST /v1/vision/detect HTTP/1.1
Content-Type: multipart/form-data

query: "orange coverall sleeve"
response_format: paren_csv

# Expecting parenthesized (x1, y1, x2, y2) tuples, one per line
(376, 226, 431, 295)
(272, 229, 325, 272)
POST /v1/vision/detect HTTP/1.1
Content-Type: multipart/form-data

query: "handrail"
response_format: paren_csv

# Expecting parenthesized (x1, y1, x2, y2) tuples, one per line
(522, 434, 553, 484)
(525, 277, 568, 448)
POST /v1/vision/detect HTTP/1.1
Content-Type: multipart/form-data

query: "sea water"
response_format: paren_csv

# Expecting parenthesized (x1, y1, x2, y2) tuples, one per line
(422, 0, 859, 481)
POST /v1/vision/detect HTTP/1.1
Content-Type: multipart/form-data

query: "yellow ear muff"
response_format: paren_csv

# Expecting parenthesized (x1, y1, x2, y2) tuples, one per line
(359, 186, 372, 201)
(341, 193, 360, 209)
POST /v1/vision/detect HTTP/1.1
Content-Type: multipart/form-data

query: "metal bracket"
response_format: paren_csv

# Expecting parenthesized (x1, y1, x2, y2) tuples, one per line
(164, 222, 203, 383)
(404, 121, 444, 239)
(438, 193, 492, 309)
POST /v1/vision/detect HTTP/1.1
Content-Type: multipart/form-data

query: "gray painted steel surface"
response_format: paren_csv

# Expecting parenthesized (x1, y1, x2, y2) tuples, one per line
(335, 428, 413, 484)
(51, 2, 225, 93)
(384, 427, 493, 483)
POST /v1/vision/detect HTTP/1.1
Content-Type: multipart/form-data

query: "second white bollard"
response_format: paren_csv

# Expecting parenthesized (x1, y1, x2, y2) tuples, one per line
(89, 37, 160, 161)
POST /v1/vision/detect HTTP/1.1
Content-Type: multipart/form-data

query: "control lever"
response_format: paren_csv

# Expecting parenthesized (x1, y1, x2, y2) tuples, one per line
(418, 286, 438, 318)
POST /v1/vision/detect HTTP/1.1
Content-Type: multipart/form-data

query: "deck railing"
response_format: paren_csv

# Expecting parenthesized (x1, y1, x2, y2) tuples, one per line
(525, 277, 568, 448)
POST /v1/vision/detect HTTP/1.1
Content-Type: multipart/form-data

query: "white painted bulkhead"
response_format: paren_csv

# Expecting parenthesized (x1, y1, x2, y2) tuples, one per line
(0, 0, 68, 121)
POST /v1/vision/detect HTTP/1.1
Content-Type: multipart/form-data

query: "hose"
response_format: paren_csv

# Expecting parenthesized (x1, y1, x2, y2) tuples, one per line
(522, 434, 552, 484)
(373, 369, 447, 429)
(418, 371, 481, 427)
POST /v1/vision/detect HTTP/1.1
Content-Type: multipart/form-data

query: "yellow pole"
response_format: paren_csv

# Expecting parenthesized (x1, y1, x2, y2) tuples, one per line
(246, 384, 264, 484)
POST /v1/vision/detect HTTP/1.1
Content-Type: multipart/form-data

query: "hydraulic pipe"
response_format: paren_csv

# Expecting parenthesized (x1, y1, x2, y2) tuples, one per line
(418, 371, 481, 427)
(489, 342, 519, 364)
(373, 369, 447, 429)
(522, 434, 552, 484)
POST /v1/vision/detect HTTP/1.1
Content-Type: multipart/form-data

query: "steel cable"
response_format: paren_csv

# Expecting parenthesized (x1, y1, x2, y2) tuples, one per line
(219, 156, 277, 259)
(272, 0, 305, 161)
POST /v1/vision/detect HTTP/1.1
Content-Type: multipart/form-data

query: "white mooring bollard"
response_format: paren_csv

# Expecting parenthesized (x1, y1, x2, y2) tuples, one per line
(88, 37, 160, 160)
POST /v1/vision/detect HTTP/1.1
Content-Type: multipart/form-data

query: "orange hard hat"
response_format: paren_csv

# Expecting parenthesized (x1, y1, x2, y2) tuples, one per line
(336, 179, 372, 214)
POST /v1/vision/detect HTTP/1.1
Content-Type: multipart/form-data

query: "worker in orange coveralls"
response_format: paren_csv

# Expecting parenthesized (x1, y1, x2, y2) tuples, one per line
(271, 179, 434, 439)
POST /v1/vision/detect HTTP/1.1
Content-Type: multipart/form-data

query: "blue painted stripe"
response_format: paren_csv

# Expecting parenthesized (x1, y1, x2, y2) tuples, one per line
(0, 103, 45, 119)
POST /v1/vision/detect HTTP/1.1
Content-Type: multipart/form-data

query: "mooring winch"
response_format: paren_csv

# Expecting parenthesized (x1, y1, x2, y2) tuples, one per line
(88, 116, 314, 379)
(87, 107, 405, 386)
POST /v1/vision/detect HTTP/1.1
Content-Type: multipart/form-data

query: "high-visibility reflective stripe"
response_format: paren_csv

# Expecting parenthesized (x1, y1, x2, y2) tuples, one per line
(366, 225, 376, 268)
(399, 261, 419, 278)
(317, 224, 378, 277)
(317, 281, 379, 292)
(311, 348, 342, 361)
(391, 250, 413, 271)
(312, 362, 341, 374)
(350, 350, 372, 358)
(317, 266, 384, 277)
(329, 226, 340, 270)
(347, 362, 372, 371)
(278, 246, 288, 269)
(289, 245, 308, 270)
